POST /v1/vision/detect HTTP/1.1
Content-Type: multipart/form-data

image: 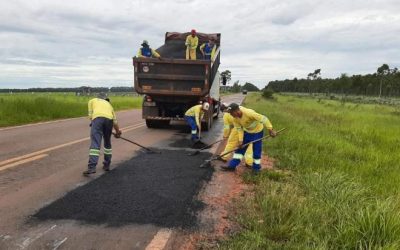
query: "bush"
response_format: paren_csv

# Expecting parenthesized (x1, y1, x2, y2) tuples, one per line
(262, 89, 274, 99)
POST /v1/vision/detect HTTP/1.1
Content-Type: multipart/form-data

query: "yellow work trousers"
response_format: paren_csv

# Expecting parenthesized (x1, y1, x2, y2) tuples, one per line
(186, 48, 196, 60)
(222, 129, 253, 166)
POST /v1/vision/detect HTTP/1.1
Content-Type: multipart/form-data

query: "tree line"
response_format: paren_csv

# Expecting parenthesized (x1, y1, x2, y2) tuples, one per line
(267, 64, 400, 97)
(0, 86, 135, 93)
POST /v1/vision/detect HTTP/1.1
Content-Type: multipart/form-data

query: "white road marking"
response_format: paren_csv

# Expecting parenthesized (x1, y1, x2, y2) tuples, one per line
(18, 225, 57, 249)
(53, 237, 68, 250)
(145, 229, 172, 250)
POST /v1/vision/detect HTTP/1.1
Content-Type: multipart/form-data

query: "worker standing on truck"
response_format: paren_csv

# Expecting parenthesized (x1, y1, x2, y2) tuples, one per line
(221, 103, 276, 173)
(137, 40, 161, 58)
(200, 38, 216, 61)
(83, 93, 122, 176)
(184, 102, 210, 141)
(185, 29, 199, 60)
(220, 103, 253, 167)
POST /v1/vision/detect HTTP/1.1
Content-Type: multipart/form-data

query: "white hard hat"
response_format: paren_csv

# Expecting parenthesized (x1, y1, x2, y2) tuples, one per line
(202, 102, 210, 111)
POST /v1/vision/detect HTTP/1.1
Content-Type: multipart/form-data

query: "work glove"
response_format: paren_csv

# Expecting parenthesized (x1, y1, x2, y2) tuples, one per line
(238, 141, 243, 149)
(269, 129, 277, 137)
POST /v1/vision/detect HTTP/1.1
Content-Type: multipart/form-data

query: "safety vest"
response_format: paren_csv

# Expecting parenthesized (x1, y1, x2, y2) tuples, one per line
(203, 43, 214, 55)
(141, 47, 152, 57)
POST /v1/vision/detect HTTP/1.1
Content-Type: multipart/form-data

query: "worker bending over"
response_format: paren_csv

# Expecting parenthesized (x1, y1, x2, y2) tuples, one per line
(220, 103, 253, 167)
(185, 102, 210, 141)
(221, 103, 276, 173)
(84, 93, 122, 176)
(200, 38, 216, 61)
(185, 29, 199, 60)
(137, 40, 161, 58)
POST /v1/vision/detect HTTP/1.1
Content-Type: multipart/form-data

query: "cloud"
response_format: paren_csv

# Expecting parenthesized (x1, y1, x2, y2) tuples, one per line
(0, 0, 400, 88)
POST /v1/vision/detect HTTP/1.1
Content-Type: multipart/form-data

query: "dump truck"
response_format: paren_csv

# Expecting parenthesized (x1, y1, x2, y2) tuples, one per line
(133, 32, 221, 130)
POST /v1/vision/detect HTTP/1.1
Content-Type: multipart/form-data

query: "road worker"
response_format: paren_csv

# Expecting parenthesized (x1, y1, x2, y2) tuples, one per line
(184, 102, 210, 141)
(137, 40, 161, 58)
(221, 103, 276, 173)
(83, 93, 122, 176)
(200, 38, 216, 61)
(220, 103, 253, 167)
(185, 29, 199, 60)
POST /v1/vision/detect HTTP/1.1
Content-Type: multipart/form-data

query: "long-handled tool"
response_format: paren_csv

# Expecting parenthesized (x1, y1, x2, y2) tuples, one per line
(199, 128, 286, 168)
(191, 122, 206, 148)
(113, 133, 161, 154)
(188, 138, 225, 156)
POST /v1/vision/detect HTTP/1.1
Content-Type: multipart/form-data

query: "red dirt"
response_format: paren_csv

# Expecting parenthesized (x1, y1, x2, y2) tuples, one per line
(173, 146, 274, 249)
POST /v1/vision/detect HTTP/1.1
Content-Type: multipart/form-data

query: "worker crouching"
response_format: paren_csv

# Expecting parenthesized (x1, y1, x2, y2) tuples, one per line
(221, 103, 276, 173)
(184, 102, 210, 141)
(220, 103, 253, 167)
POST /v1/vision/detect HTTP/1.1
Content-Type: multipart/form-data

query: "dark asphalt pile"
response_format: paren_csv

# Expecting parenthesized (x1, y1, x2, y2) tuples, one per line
(156, 40, 203, 59)
(33, 149, 214, 228)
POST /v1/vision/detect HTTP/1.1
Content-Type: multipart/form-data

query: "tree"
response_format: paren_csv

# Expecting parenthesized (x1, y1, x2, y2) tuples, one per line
(231, 80, 241, 93)
(220, 70, 231, 85)
(242, 82, 260, 92)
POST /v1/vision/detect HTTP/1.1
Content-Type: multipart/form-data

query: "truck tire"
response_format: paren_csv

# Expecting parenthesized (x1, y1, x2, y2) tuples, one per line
(146, 119, 170, 128)
(201, 105, 213, 131)
(214, 100, 220, 119)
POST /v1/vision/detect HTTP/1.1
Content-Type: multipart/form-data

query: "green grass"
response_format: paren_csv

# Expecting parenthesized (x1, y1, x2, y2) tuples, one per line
(219, 93, 400, 249)
(0, 93, 142, 127)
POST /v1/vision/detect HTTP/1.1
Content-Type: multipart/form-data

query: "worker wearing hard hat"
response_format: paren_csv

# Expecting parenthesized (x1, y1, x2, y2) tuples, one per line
(185, 102, 210, 141)
(84, 93, 122, 176)
(200, 38, 216, 61)
(221, 103, 276, 173)
(137, 40, 161, 58)
(185, 29, 199, 60)
(220, 103, 253, 167)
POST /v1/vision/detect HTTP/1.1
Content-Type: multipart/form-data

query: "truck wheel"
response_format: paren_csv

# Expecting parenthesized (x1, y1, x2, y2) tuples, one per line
(214, 100, 220, 119)
(201, 106, 213, 131)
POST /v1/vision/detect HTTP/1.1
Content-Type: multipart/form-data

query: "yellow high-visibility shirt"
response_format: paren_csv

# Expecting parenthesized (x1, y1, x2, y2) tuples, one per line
(185, 104, 203, 127)
(232, 107, 273, 141)
(185, 35, 199, 50)
(199, 43, 216, 61)
(223, 113, 234, 138)
(137, 48, 160, 58)
(88, 98, 117, 124)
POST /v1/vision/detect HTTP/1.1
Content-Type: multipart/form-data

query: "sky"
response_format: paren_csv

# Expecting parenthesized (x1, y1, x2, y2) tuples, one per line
(0, 0, 399, 89)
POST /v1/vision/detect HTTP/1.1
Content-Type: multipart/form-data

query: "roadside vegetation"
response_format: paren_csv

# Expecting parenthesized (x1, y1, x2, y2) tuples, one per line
(220, 93, 400, 249)
(0, 92, 142, 127)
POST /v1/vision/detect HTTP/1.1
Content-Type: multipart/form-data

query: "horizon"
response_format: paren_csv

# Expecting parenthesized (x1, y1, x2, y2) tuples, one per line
(1, 0, 399, 89)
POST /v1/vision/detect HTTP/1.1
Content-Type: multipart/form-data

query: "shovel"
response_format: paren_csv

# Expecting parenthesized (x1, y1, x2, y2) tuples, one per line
(188, 138, 225, 156)
(199, 128, 286, 168)
(113, 133, 161, 154)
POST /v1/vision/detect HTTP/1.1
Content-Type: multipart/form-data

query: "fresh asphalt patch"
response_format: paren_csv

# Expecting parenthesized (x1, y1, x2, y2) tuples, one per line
(33, 149, 214, 228)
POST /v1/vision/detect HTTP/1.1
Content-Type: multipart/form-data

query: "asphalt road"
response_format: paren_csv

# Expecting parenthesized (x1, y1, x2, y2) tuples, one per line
(0, 94, 245, 250)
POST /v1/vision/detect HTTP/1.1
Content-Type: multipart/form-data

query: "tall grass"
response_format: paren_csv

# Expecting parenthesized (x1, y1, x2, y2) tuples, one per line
(219, 93, 400, 249)
(0, 93, 142, 127)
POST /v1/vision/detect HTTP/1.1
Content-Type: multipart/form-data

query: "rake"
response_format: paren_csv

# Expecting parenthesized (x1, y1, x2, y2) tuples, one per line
(199, 128, 286, 168)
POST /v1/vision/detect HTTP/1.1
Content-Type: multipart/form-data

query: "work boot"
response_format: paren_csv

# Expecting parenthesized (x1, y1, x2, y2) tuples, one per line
(220, 165, 235, 172)
(102, 165, 110, 171)
(82, 169, 96, 176)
